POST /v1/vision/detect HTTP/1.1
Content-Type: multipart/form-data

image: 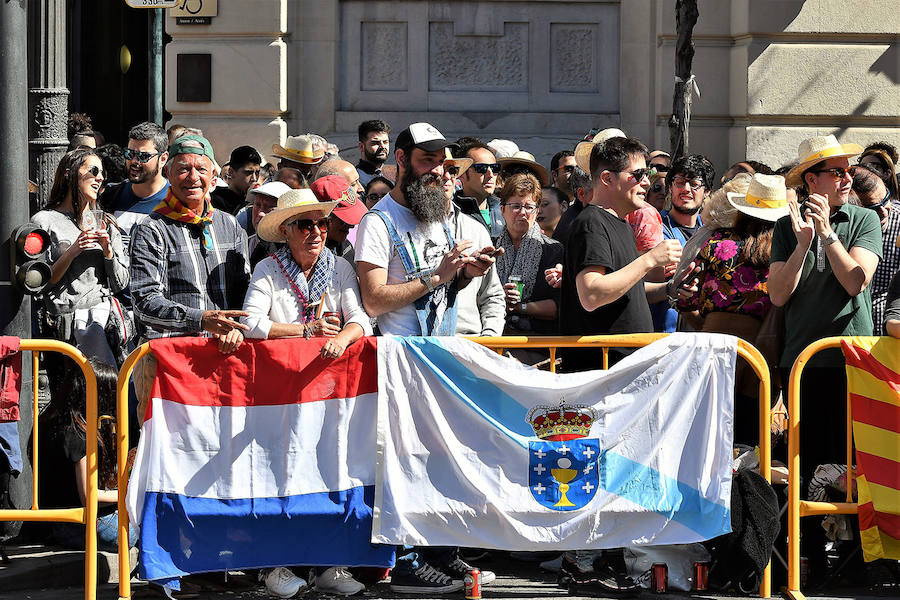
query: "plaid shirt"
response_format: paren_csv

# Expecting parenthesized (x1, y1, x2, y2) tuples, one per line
(870, 201, 900, 336)
(129, 210, 250, 340)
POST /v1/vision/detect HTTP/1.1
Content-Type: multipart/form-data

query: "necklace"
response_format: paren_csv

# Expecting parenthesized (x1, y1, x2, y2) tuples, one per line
(272, 253, 314, 323)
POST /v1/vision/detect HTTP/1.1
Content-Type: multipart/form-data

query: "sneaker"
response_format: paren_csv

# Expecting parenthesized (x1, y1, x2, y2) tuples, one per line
(540, 554, 563, 573)
(260, 567, 306, 598)
(561, 553, 639, 597)
(315, 567, 365, 596)
(389, 563, 464, 595)
(437, 557, 496, 586)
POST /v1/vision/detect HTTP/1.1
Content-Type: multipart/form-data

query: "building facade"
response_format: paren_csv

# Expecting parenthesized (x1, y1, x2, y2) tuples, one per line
(165, 0, 900, 175)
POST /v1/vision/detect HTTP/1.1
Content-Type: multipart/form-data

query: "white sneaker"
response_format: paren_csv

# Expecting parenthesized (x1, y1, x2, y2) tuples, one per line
(315, 566, 366, 596)
(262, 567, 307, 598)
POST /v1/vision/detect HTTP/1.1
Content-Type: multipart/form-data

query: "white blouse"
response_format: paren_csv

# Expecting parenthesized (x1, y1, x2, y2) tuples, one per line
(241, 254, 373, 339)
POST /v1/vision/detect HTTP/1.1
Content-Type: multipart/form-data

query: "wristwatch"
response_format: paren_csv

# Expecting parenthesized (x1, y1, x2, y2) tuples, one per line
(419, 273, 436, 292)
(520, 302, 527, 315)
(822, 232, 840, 247)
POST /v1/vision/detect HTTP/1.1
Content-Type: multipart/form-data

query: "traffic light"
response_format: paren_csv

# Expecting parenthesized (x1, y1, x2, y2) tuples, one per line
(9, 224, 51, 295)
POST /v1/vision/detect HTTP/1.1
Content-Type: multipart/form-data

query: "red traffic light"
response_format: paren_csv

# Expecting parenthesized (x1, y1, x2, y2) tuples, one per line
(23, 231, 45, 256)
(9, 224, 51, 295)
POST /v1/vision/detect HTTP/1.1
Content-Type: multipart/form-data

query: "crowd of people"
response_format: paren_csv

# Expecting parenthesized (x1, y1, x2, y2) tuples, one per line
(29, 115, 900, 595)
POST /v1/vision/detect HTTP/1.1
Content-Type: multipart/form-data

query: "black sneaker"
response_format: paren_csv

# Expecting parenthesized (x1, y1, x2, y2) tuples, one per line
(561, 552, 640, 597)
(437, 557, 496, 585)
(390, 563, 464, 595)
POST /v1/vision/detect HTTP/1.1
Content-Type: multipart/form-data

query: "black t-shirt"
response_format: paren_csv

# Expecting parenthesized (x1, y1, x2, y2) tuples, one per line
(552, 201, 584, 246)
(210, 186, 245, 215)
(560, 206, 653, 370)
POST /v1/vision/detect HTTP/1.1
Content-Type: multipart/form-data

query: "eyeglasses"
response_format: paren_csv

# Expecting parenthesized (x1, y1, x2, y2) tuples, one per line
(650, 183, 665, 193)
(557, 165, 576, 174)
(611, 167, 656, 183)
(445, 166, 460, 177)
(287, 217, 329, 233)
(811, 166, 857, 179)
(863, 187, 892, 212)
(502, 202, 538, 214)
(471, 163, 501, 175)
(650, 164, 670, 173)
(671, 176, 705, 190)
(123, 148, 161, 163)
(83, 165, 104, 178)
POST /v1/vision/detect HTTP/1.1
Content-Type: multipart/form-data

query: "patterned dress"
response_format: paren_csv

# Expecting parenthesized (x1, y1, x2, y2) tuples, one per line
(678, 229, 771, 320)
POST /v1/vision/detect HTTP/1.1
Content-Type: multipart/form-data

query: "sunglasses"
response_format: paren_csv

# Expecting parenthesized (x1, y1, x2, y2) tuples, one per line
(863, 187, 892, 212)
(501, 164, 535, 178)
(445, 166, 461, 177)
(123, 148, 161, 163)
(83, 165, 104, 178)
(610, 167, 655, 182)
(810, 166, 857, 179)
(471, 162, 501, 175)
(288, 217, 329, 233)
(557, 165, 576, 174)
(650, 183, 665, 193)
(502, 202, 538, 214)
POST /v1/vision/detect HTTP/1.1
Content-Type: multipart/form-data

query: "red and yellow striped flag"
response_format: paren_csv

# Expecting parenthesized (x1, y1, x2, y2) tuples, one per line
(841, 337, 900, 562)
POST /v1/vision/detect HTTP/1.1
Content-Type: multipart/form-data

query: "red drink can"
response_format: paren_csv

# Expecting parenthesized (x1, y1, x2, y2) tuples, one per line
(692, 561, 709, 591)
(464, 569, 481, 599)
(322, 311, 341, 326)
(650, 563, 668, 593)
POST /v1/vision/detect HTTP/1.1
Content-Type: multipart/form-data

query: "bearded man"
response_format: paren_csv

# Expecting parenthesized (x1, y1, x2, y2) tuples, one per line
(99, 121, 170, 250)
(355, 119, 396, 185)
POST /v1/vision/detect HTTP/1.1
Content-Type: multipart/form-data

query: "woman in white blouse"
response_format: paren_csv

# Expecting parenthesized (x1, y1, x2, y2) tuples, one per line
(242, 188, 371, 359)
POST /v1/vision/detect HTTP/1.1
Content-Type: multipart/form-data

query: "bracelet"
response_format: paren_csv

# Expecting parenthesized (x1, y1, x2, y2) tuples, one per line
(419, 273, 436, 292)
(302, 323, 311, 340)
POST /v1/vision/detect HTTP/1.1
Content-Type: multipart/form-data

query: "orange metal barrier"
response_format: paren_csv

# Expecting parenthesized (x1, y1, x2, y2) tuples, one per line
(785, 337, 858, 600)
(0, 340, 99, 600)
(116, 334, 773, 599)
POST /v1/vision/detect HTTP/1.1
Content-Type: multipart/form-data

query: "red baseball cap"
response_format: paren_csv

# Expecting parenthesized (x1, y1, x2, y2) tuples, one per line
(309, 175, 368, 225)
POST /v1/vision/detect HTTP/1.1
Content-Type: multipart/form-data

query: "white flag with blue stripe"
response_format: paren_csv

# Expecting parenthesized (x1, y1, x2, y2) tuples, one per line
(372, 333, 736, 549)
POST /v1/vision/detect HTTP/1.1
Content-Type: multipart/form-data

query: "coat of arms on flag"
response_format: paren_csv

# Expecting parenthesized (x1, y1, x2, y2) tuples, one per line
(527, 403, 599, 511)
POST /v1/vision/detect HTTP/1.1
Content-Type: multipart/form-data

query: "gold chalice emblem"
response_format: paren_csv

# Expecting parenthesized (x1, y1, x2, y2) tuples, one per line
(551, 457, 577, 507)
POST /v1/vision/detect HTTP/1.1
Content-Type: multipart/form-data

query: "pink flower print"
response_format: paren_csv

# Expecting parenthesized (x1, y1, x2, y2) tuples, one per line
(713, 239, 738, 261)
(702, 278, 720, 294)
(711, 289, 731, 308)
(743, 297, 770, 317)
(732, 265, 760, 293)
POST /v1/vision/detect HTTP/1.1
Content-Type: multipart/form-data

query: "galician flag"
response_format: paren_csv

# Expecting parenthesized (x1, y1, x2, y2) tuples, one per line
(372, 333, 736, 549)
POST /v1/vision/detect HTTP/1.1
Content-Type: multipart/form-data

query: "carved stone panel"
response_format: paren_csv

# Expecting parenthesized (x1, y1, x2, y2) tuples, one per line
(429, 22, 528, 92)
(550, 24, 599, 93)
(361, 22, 408, 91)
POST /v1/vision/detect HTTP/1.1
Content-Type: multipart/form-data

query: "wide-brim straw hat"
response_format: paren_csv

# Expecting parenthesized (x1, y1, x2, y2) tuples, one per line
(271, 134, 325, 165)
(574, 128, 626, 174)
(727, 173, 789, 222)
(498, 151, 550, 187)
(256, 188, 337, 242)
(443, 148, 473, 177)
(784, 135, 863, 187)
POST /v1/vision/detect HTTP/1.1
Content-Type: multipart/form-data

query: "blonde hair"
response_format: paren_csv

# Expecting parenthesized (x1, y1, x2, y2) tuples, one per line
(702, 172, 752, 230)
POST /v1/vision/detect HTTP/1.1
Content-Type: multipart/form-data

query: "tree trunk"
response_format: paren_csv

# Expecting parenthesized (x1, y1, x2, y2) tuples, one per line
(668, 0, 699, 160)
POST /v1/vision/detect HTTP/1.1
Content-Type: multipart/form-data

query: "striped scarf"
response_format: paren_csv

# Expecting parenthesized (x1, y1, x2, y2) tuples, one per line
(154, 189, 214, 250)
(272, 246, 335, 322)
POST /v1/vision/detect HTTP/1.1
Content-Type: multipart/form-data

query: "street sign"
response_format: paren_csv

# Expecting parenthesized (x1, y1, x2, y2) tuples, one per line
(125, 0, 179, 7)
(172, 0, 217, 25)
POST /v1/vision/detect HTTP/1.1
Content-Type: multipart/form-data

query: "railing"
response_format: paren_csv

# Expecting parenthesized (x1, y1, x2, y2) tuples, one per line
(0, 340, 99, 600)
(785, 337, 858, 600)
(116, 334, 773, 599)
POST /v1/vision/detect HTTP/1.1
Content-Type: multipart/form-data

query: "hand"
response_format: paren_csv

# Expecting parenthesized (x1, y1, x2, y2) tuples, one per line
(503, 282, 521, 311)
(433, 240, 473, 284)
(320, 337, 348, 359)
(214, 329, 244, 354)
(68, 229, 99, 257)
(647, 239, 682, 269)
(787, 197, 815, 249)
(307, 317, 341, 338)
(94, 228, 112, 258)
(462, 245, 502, 279)
(544, 264, 562, 289)
(805, 193, 833, 238)
(201, 309, 250, 335)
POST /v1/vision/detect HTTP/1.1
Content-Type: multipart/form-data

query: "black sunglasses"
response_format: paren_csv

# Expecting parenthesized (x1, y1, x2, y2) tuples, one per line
(501, 164, 535, 177)
(610, 167, 655, 182)
(123, 148, 161, 163)
(557, 165, 576, 174)
(445, 166, 461, 177)
(288, 217, 329, 233)
(84, 165, 104, 178)
(471, 163, 501, 175)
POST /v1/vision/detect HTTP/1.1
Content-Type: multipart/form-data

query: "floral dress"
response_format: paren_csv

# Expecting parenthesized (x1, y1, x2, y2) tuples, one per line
(678, 229, 771, 319)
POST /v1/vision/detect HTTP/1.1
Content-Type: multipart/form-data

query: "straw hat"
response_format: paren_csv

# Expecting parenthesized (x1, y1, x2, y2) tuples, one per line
(443, 148, 473, 177)
(574, 128, 626, 174)
(256, 188, 337, 242)
(784, 135, 863, 187)
(271, 134, 326, 165)
(498, 151, 550, 187)
(726, 173, 789, 222)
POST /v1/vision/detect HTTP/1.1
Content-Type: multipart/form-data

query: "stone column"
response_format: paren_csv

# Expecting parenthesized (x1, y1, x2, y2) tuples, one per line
(28, 0, 69, 212)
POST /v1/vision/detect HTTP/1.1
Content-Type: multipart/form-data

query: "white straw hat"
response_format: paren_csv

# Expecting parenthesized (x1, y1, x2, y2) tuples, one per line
(726, 173, 789, 222)
(574, 128, 626, 174)
(784, 135, 863, 187)
(256, 188, 337, 242)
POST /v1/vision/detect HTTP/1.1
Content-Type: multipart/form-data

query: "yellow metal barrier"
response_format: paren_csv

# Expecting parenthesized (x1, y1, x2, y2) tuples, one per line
(116, 334, 773, 599)
(0, 340, 99, 600)
(785, 336, 858, 600)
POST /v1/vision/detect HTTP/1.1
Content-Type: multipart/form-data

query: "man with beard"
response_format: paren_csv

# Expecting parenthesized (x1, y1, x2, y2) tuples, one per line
(550, 150, 577, 203)
(356, 123, 497, 593)
(650, 154, 715, 332)
(355, 119, 396, 185)
(99, 121, 170, 251)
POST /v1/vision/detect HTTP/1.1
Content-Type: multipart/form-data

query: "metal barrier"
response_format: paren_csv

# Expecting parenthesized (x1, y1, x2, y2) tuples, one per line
(785, 336, 858, 600)
(0, 340, 99, 600)
(116, 334, 773, 599)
